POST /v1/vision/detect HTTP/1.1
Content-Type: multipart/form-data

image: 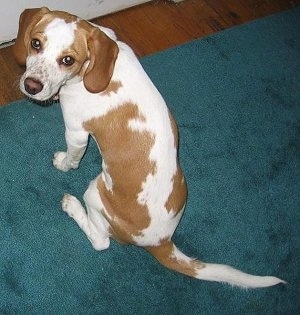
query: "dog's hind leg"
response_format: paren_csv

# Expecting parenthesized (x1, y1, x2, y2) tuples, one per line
(62, 177, 110, 250)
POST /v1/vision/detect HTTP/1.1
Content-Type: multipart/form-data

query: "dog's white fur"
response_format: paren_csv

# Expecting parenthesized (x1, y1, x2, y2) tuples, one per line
(14, 7, 285, 288)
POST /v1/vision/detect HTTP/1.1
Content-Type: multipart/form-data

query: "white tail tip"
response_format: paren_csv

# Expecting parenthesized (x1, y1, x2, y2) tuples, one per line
(196, 263, 286, 288)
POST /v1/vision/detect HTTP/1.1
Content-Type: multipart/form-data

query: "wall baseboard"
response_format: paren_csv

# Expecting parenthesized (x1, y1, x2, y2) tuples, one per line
(0, 39, 15, 49)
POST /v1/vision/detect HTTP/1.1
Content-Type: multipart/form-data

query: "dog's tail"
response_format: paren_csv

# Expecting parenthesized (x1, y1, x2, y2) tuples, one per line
(145, 240, 285, 288)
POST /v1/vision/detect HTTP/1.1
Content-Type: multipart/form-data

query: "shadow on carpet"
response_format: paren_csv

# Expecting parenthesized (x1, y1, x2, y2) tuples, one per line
(1, 6, 300, 315)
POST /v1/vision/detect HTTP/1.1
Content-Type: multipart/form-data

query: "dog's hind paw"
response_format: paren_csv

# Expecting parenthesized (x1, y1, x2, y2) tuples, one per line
(61, 193, 85, 219)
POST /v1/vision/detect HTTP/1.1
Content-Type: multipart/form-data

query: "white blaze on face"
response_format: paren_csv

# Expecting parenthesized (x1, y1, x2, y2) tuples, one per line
(44, 18, 77, 54)
(21, 18, 78, 101)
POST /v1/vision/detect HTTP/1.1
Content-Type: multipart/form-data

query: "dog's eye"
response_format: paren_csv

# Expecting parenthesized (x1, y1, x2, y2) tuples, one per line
(61, 56, 75, 66)
(31, 39, 41, 50)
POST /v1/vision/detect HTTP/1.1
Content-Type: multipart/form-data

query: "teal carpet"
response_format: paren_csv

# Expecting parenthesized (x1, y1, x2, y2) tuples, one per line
(1, 7, 300, 314)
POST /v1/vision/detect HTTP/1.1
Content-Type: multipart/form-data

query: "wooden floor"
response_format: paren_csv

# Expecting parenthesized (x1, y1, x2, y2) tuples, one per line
(0, 0, 299, 106)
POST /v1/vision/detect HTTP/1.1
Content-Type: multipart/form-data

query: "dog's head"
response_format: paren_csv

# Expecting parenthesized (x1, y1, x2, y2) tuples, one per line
(13, 7, 119, 101)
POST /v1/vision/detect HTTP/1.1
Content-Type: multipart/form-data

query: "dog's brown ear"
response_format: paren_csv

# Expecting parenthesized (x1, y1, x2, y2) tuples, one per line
(84, 28, 119, 93)
(13, 7, 50, 66)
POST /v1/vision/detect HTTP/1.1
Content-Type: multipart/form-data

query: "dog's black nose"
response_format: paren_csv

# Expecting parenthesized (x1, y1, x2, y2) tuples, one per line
(24, 77, 44, 95)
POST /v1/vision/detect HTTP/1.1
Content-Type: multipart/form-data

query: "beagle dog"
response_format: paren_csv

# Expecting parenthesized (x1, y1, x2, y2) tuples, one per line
(14, 7, 284, 288)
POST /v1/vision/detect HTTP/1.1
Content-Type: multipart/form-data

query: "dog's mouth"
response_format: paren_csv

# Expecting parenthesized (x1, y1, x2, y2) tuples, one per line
(52, 93, 59, 100)
(25, 90, 60, 107)
(24, 87, 61, 106)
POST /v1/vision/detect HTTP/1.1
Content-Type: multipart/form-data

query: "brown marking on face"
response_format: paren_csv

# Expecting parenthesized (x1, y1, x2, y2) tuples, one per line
(26, 11, 78, 54)
(56, 26, 90, 77)
(83, 103, 156, 244)
(164, 110, 187, 214)
(67, 19, 100, 78)
(101, 80, 123, 96)
(146, 240, 205, 278)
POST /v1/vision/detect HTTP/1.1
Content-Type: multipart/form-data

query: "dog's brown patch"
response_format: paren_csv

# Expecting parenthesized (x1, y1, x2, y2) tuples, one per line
(101, 80, 123, 96)
(83, 103, 156, 244)
(164, 111, 187, 214)
(165, 168, 187, 214)
(146, 240, 205, 278)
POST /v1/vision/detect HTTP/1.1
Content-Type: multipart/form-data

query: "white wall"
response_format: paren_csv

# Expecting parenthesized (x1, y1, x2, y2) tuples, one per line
(0, 0, 150, 45)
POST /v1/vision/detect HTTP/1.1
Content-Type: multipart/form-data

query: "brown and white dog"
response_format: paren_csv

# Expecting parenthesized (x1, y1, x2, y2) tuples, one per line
(14, 7, 284, 288)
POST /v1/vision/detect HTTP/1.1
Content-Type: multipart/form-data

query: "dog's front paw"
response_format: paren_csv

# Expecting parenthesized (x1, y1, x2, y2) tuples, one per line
(53, 151, 71, 171)
(53, 151, 79, 172)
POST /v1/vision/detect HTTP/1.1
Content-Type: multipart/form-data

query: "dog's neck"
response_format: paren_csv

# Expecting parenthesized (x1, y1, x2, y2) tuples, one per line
(63, 75, 84, 88)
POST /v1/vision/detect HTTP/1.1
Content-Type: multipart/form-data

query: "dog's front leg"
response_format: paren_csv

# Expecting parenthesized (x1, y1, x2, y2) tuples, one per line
(53, 128, 89, 172)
